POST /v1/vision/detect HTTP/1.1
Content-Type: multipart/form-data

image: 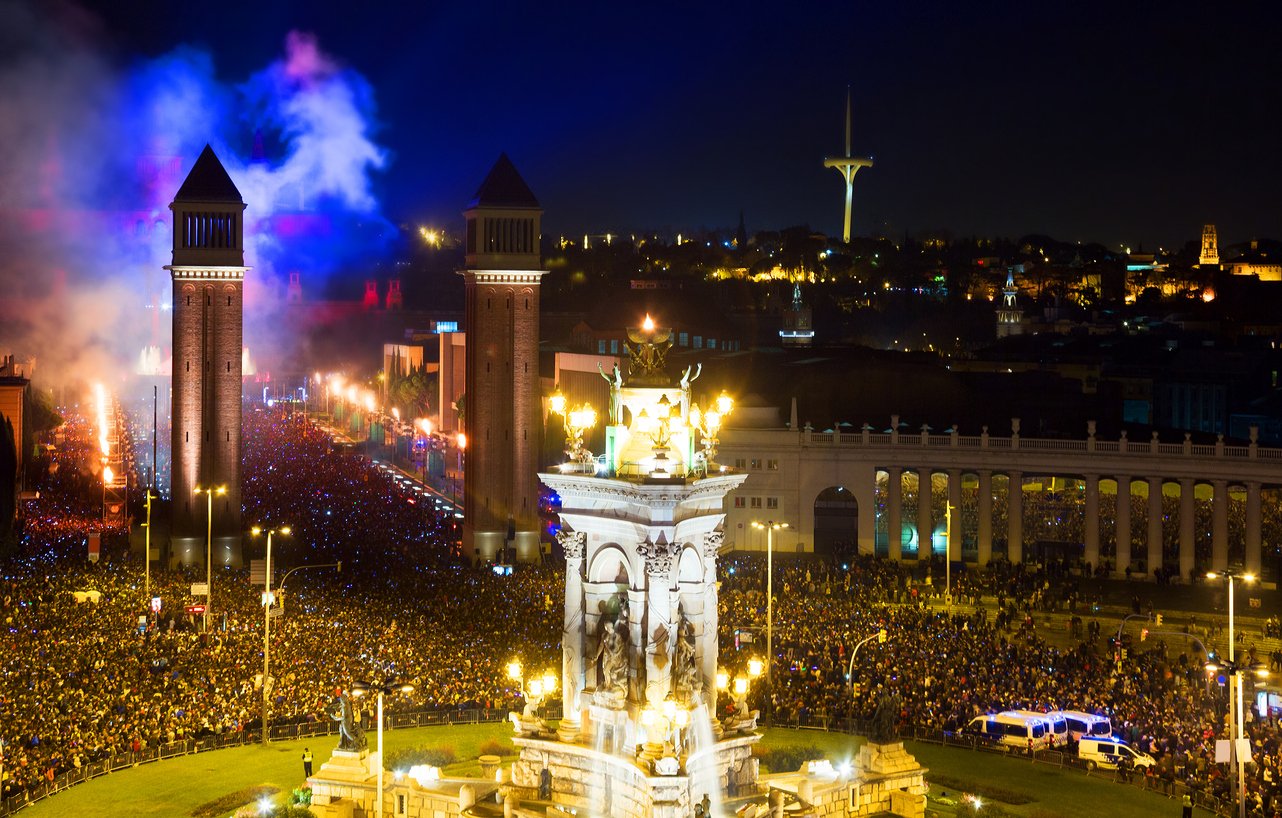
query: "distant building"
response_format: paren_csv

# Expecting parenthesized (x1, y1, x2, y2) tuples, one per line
(0, 355, 30, 495)
(1199, 224, 1220, 267)
(779, 282, 815, 348)
(995, 269, 1024, 338)
(1225, 240, 1282, 281)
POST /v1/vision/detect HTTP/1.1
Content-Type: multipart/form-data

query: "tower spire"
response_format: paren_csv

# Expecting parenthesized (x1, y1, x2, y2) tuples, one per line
(823, 87, 874, 244)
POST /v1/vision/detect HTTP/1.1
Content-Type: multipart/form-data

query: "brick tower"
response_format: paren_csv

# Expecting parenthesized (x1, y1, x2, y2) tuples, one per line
(459, 154, 545, 564)
(166, 145, 246, 567)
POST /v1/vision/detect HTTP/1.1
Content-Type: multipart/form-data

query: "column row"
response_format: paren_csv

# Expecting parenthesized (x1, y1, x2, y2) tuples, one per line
(880, 470, 1264, 577)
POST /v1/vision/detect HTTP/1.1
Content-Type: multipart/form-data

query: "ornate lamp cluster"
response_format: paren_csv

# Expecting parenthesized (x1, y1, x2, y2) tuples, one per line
(689, 391, 734, 468)
(549, 387, 598, 470)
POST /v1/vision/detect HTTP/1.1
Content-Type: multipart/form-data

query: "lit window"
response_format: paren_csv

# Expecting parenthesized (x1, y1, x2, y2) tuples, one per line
(679, 332, 689, 346)
(598, 340, 607, 354)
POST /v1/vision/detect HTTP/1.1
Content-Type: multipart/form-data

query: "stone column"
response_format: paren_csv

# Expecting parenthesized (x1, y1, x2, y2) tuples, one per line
(977, 470, 993, 566)
(1083, 475, 1099, 571)
(638, 539, 679, 706)
(1211, 480, 1228, 572)
(886, 467, 903, 562)
(558, 530, 587, 726)
(947, 469, 963, 563)
(1246, 482, 1262, 576)
(1147, 477, 1163, 577)
(700, 532, 723, 698)
(1115, 477, 1131, 575)
(916, 468, 933, 560)
(1008, 471, 1023, 564)
(1178, 479, 1195, 581)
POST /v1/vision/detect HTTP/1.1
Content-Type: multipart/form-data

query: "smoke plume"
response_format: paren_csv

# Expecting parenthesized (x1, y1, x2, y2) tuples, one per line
(0, 2, 396, 391)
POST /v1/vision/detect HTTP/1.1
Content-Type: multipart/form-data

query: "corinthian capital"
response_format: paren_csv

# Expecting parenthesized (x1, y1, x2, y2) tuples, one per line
(557, 529, 587, 560)
(637, 539, 679, 576)
(702, 530, 724, 558)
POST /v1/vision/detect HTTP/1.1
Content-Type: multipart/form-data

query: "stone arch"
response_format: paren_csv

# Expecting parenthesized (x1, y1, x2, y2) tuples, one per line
(813, 485, 857, 556)
(677, 545, 703, 584)
(588, 543, 632, 586)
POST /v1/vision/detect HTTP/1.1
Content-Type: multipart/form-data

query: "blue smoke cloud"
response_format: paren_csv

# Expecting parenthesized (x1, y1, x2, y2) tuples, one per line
(0, 5, 397, 386)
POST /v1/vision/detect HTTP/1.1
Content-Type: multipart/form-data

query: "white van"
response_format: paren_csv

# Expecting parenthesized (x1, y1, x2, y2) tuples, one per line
(1078, 737, 1155, 770)
(1012, 710, 1068, 744)
(1055, 710, 1112, 742)
(963, 711, 1055, 751)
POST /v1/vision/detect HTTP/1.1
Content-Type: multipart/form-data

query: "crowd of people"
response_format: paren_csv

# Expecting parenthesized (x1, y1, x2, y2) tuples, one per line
(3, 403, 1281, 815)
(719, 553, 1282, 815)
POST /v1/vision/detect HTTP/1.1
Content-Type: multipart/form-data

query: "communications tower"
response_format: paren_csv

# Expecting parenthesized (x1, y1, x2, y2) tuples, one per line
(823, 87, 874, 243)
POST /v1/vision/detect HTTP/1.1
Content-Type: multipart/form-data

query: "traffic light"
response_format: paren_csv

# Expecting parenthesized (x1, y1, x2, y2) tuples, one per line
(1154, 614, 1163, 626)
(1140, 628, 1149, 642)
(878, 629, 888, 644)
(1121, 648, 1129, 660)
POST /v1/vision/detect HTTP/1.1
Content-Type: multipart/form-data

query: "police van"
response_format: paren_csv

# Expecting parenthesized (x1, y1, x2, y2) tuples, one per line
(1078, 737, 1155, 770)
(1054, 710, 1112, 742)
(963, 711, 1056, 751)
(1012, 710, 1068, 744)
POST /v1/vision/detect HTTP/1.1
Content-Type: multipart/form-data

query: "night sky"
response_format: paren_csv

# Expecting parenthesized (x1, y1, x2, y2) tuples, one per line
(32, 1, 1282, 246)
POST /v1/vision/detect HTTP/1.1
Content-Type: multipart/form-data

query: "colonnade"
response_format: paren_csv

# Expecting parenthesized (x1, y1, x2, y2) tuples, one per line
(879, 468, 1263, 578)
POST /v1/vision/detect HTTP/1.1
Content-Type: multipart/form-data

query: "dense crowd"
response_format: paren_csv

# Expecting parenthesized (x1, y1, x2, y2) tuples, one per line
(3, 404, 1280, 815)
(719, 553, 1282, 815)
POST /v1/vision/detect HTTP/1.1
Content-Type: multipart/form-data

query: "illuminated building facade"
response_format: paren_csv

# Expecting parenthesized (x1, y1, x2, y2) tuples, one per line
(1199, 224, 1220, 268)
(166, 145, 245, 567)
(459, 155, 546, 563)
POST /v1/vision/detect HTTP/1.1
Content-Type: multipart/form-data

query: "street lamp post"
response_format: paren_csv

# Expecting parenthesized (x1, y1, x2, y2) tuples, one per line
(193, 485, 227, 631)
(1207, 570, 1257, 818)
(252, 525, 291, 746)
(142, 489, 155, 604)
(351, 680, 414, 818)
(751, 520, 788, 726)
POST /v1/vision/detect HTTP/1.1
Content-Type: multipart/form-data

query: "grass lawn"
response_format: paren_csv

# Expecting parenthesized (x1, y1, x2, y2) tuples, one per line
(22, 724, 1193, 818)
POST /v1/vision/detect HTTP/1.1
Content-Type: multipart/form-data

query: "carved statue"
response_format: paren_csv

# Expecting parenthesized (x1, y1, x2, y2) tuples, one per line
(870, 692, 901, 744)
(679, 363, 702, 394)
(599, 615, 629, 694)
(598, 362, 623, 423)
(673, 615, 702, 705)
(332, 693, 367, 752)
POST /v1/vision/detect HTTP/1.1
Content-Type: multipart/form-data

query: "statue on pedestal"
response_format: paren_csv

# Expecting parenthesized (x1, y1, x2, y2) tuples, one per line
(673, 615, 702, 705)
(332, 693, 367, 752)
(870, 692, 901, 744)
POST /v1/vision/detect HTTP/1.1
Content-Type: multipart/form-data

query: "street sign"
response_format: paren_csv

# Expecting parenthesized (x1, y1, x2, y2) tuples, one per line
(185, 604, 206, 614)
(268, 608, 283, 619)
(191, 583, 209, 596)
(150, 597, 162, 613)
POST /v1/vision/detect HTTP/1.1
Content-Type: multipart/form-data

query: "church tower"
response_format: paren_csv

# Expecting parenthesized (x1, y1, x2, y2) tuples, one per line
(459, 154, 546, 563)
(996, 268, 1024, 338)
(1199, 224, 1220, 268)
(166, 145, 246, 567)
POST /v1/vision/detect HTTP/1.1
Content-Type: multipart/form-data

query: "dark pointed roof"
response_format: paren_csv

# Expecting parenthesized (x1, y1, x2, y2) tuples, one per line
(468, 153, 539, 209)
(174, 144, 243, 204)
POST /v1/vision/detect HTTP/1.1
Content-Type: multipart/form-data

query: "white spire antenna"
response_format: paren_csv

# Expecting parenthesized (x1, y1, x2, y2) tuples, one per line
(823, 85, 874, 244)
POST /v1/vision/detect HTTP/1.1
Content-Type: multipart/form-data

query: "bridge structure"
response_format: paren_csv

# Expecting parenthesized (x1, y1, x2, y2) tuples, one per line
(720, 417, 1282, 580)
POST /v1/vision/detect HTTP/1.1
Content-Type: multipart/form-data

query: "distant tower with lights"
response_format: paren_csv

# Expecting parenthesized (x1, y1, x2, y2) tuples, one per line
(823, 86, 874, 243)
(166, 145, 246, 567)
(459, 154, 546, 563)
(779, 282, 814, 347)
(1199, 224, 1220, 268)
(996, 268, 1024, 338)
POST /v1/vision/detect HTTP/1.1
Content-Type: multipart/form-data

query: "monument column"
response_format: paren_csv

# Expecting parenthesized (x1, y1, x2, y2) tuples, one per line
(977, 470, 993, 566)
(638, 540, 678, 706)
(1147, 477, 1163, 576)
(1211, 480, 1229, 572)
(558, 530, 587, 728)
(1007, 471, 1023, 564)
(947, 469, 962, 563)
(1083, 475, 1100, 571)
(1115, 477, 1132, 575)
(700, 532, 723, 697)
(916, 468, 933, 561)
(1178, 479, 1195, 581)
(1246, 482, 1262, 576)
(886, 467, 902, 561)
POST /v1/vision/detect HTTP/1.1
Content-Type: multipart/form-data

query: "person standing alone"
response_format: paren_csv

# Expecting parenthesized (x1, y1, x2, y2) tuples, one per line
(302, 747, 313, 777)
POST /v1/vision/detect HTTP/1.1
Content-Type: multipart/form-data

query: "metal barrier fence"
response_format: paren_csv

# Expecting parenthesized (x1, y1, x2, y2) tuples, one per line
(0, 704, 1235, 817)
(0, 706, 522, 817)
(767, 712, 1235, 816)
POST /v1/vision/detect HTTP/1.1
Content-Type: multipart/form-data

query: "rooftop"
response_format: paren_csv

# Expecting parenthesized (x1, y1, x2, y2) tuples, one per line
(174, 144, 244, 204)
(468, 153, 539, 209)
